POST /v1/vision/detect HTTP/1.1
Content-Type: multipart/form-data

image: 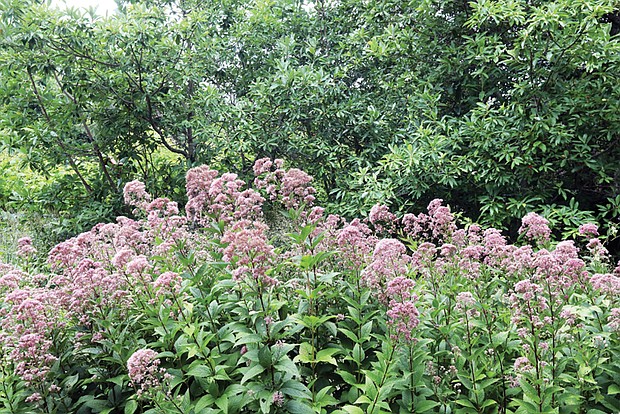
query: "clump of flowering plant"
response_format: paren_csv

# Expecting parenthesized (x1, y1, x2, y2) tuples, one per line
(127, 348, 170, 397)
(0, 160, 618, 414)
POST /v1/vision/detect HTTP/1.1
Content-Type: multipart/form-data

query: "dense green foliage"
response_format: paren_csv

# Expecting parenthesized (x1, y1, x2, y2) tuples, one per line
(1, 0, 619, 239)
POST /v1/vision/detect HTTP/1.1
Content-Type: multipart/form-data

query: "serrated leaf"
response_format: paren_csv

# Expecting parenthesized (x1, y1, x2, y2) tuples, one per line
(187, 364, 211, 378)
(258, 346, 272, 368)
(240, 365, 265, 384)
(284, 400, 314, 414)
(124, 400, 137, 414)
(414, 399, 440, 412)
(215, 395, 228, 413)
(315, 348, 339, 365)
(340, 405, 364, 414)
(608, 384, 620, 395)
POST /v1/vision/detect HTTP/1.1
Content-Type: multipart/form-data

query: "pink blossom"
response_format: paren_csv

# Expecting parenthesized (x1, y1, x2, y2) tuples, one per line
(0, 270, 22, 290)
(152, 271, 182, 295)
(272, 391, 285, 407)
(112, 248, 133, 269)
(456, 292, 476, 308)
(402, 213, 428, 240)
(336, 219, 377, 269)
(427, 199, 456, 239)
(414, 242, 437, 262)
(186, 166, 264, 225)
(519, 212, 551, 243)
(127, 349, 166, 396)
(578, 223, 599, 237)
(513, 357, 533, 373)
(254, 159, 316, 209)
(590, 273, 620, 296)
(609, 308, 620, 331)
(361, 239, 410, 298)
(386, 276, 417, 302)
(253, 157, 274, 176)
(25, 393, 42, 403)
(221, 220, 275, 286)
(123, 180, 151, 209)
(387, 301, 419, 342)
(402, 200, 456, 241)
(510, 279, 550, 334)
(0, 288, 60, 384)
(368, 204, 396, 233)
(560, 308, 578, 326)
(586, 238, 609, 258)
(17, 237, 36, 258)
(126, 256, 153, 277)
(440, 243, 457, 257)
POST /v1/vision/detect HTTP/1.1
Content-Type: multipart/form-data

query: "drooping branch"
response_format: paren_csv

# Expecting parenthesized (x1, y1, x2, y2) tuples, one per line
(26, 66, 94, 194)
(51, 69, 117, 191)
(144, 94, 189, 159)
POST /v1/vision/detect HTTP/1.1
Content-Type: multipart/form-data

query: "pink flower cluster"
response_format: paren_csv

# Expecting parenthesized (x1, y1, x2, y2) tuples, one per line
(186, 166, 264, 225)
(509, 279, 550, 335)
(386, 301, 420, 342)
(518, 212, 551, 243)
(609, 308, 620, 331)
(152, 271, 183, 296)
(335, 219, 377, 270)
(123, 180, 151, 210)
(272, 391, 285, 407)
(361, 239, 410, 300)
(127, 348, 168, 396)
(253, 158, 316, 209)
(385, 277, 420, 342)
(402, 199, 456, 241)
(578, 223, 599, 237)
(590, 273, 620, 296)
(0, 287, 60, 385)
(368, 204, 396, 234)
(221, 220, 277, 287)
(17, 237, 36, 258)
(455, 291, 478, 317)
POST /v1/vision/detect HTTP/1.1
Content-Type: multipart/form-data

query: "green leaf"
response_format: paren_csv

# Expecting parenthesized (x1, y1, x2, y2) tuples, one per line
(240, 365, 265, 384)
(215, 395, 229, 414)
(195, 395, 215, 412)
(340, 405, 364, 414)
(187, 365, 211, 379)
(315, 347, 339, 365)
(338, 370, 359, 386)
(281, 380, 312, 400)
(415, 399, 440, 413)
(608, 384, 620, 395)
(284, 400, 314, 414)
(455, 399, 476, 408)
(235, 334, 263, 345)
(124, 400, 137, 414)
(258, 346, 273, 368)
(294, 342, 314, 364)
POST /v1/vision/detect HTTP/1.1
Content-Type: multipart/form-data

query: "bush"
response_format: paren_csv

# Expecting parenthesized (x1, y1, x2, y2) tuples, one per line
(0, 160, 619, 413)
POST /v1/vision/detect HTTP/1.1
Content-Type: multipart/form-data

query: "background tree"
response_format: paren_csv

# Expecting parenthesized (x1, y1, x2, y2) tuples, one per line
(1, 0, 619, 243)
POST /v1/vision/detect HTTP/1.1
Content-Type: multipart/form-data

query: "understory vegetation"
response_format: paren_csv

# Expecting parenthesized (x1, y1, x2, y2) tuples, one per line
(0, 161, 618, 413)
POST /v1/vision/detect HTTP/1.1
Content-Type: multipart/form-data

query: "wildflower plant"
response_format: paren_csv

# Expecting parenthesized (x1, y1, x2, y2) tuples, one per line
(0, 160, 618, 413)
